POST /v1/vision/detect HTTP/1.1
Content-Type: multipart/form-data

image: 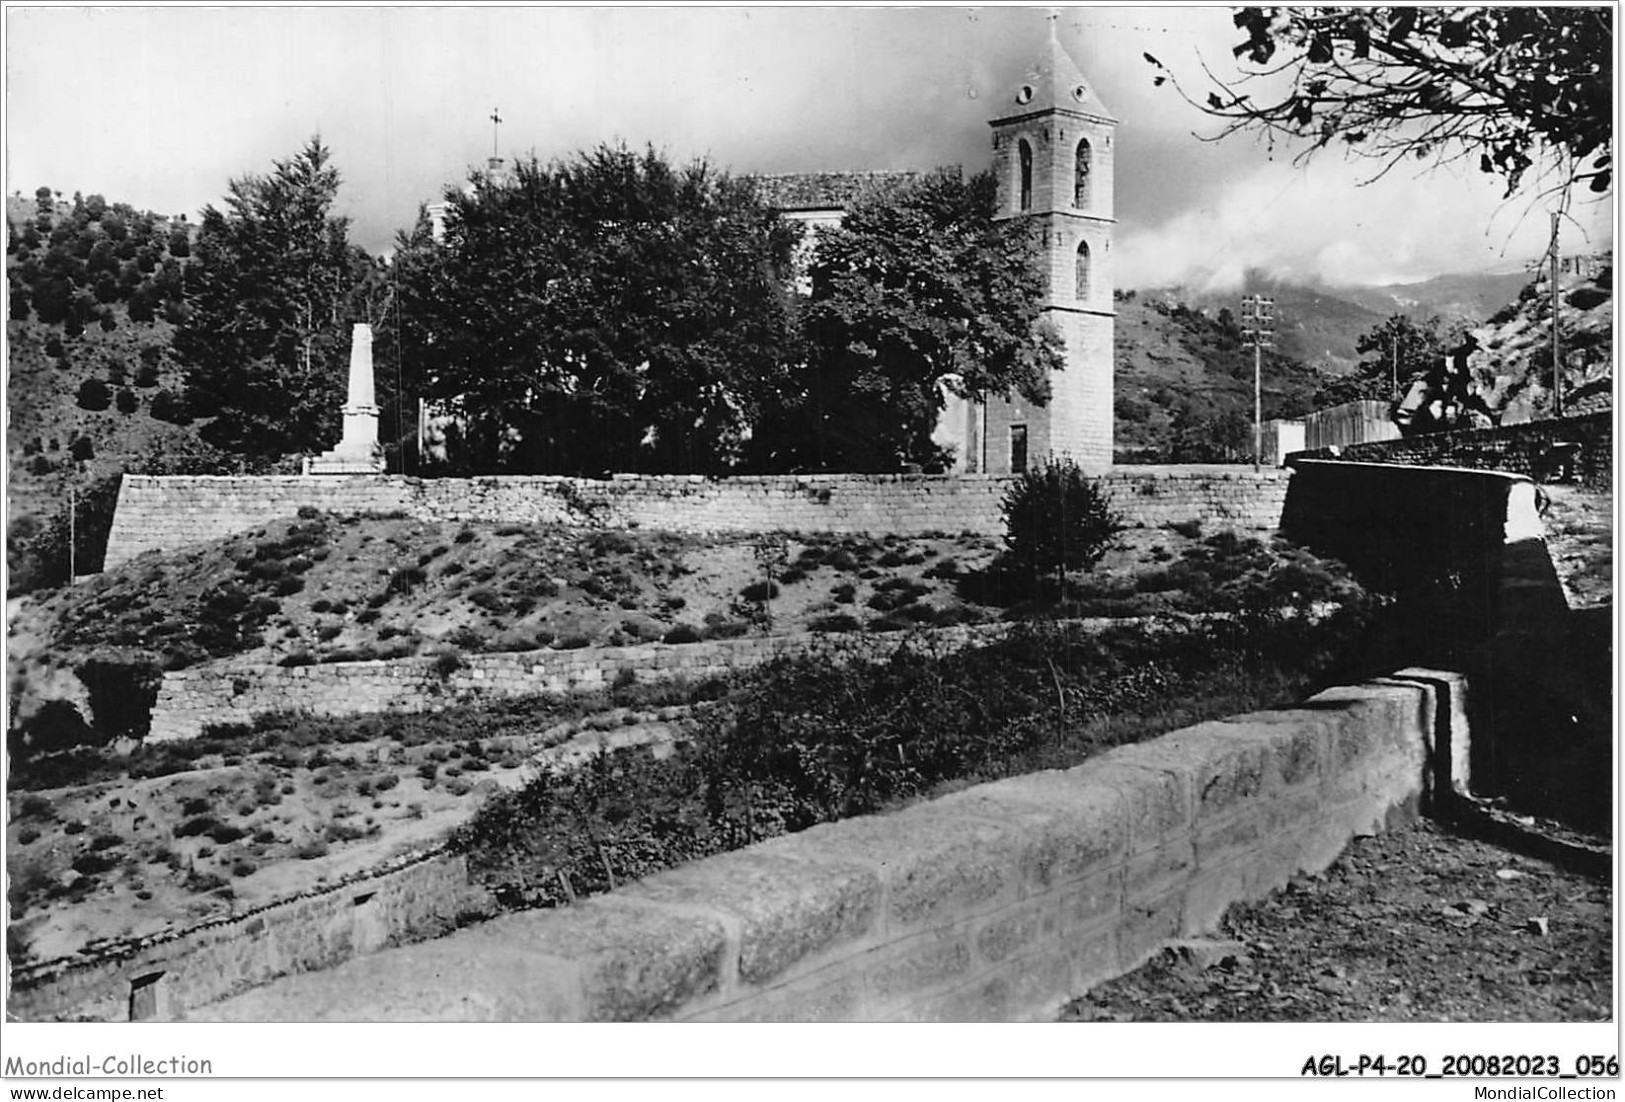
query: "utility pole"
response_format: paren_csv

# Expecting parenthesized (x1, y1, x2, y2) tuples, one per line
(1240, 294, 1275, 471)
(1549, 212, 1564, 418)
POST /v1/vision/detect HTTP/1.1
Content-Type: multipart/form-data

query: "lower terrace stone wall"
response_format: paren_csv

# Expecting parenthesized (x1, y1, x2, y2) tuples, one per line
(104, 467, 1290, 570)
(1291, 411, 1612, 491)
(6, 848, 491, 1023)
(149, 620, 1075, 743)
(188, 669, 1461, 1023)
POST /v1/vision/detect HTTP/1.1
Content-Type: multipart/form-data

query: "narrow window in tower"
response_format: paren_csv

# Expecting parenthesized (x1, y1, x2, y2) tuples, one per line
(1075, 139, 1092, 207)
(1018, 140, 1033, 212)
(1010, 424, 1029, 473)
(1076, 240, 1091, 301)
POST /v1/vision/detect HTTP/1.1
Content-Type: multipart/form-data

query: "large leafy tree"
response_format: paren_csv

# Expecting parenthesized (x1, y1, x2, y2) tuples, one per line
(1313, 313, 1448, 406)
(398, 144, 801, 474)
(173, 138, 377, 458)
(781, 170, 1064, 472)
(1147, 7, 1612, 201)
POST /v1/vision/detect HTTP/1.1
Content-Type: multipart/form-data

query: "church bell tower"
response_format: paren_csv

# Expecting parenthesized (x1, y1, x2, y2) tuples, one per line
(985, 18, 1116, 472)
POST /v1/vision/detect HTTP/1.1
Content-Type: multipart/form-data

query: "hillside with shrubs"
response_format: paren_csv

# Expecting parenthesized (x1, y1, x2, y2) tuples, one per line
(1471, 252, 1613, 422)
(5, 188, 222, 586)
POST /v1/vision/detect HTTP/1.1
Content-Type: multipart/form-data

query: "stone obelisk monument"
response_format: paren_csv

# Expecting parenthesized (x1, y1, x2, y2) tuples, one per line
(309, 323, 385, 474)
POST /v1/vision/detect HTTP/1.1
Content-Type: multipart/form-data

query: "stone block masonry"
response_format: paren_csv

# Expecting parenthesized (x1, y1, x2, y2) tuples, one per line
(103, 467, 1291, 570)
(186, 669, 1462, 1022)
(1292, 411, 1612, 491)
(148, 618, 1161, 743)
(6, 847, 492, 1023)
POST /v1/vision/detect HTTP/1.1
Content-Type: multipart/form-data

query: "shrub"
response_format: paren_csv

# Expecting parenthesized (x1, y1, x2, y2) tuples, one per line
(75, 377, 111, 411)
(808, 613, 862, 633)
(663, 624, 702, 645)
(76, 656, 162, 741)
(999, 458, 1122, 588)
(826, 549, 859, 572)
(17, 794, 55, 821)
(208, 823, 245, 845)
(445, 625, 484, 650)
(72, 852, 118, 876)
(744, 578, 780, 604)
(115, 387, 139, 414)
(149, 388, 190, 424)
(17, 700, 100, 754)
(468, 587, 505, 612)
(173, 815, 222, 838)
(703, 619, 750, 640)
(432, 651, 467, 678)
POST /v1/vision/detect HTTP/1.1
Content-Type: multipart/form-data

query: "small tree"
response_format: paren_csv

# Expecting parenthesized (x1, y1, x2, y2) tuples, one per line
(1315, 313, 1448, 407)
(999, 458, 1122, 596)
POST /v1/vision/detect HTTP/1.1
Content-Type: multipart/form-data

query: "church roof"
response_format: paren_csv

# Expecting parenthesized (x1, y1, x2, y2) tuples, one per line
(751, 169, 952, 212)
(991, 20, 1115, 124)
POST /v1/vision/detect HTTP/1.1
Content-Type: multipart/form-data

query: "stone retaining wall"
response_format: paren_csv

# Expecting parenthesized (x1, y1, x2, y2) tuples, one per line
(5, 849, 491, 1023)
(147, 622, 1029, 743)
(188, 669, 1461, 1022)
(1291, 411, 1612, 490)
(103, 468, 1290, 569)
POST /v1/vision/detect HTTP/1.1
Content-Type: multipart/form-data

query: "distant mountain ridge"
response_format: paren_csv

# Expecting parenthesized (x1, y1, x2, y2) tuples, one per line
(1335, 269, 1536, 328)
(1136, 265, 1541, 375)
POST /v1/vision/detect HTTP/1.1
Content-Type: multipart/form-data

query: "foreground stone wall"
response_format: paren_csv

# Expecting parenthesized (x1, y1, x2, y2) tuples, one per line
(104, 468, 1290, 569)
(6, 849, 490, 1023)
(1280, 458, 1569, 799)
(1292, 411, 1612, 490)
(187, 670, 1459, 1022)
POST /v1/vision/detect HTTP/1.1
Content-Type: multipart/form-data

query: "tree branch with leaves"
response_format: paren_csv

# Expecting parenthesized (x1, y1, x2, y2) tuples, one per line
(1146, 7, 1612, 203)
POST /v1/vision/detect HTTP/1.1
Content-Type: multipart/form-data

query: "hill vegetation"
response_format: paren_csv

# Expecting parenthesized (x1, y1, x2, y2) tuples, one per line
(1112, 290, 1326, 462)
(1472, 253, 1613, 421)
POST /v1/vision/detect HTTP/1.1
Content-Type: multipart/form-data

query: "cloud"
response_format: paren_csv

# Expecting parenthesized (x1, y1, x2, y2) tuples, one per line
(1117, 155, 1612, 291)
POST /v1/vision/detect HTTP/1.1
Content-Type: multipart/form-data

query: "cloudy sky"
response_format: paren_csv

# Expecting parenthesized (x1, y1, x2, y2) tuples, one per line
(6, 5, 1613, 291)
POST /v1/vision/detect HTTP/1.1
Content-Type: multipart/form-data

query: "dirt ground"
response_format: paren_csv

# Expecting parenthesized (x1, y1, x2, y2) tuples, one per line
(1060, 817, 1612, 1022)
